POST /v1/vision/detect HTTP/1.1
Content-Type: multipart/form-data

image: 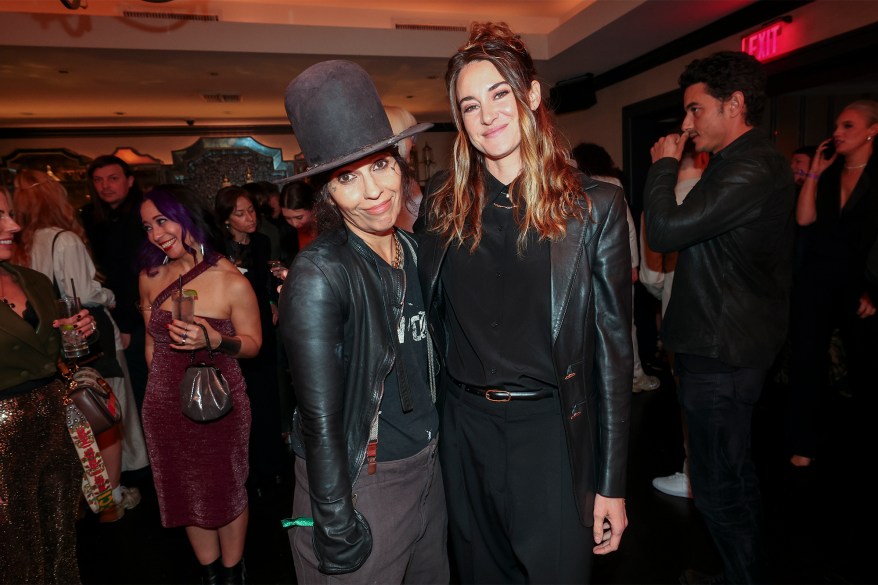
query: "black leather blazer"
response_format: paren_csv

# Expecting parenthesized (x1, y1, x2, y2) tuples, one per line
(644, 129, 796, 368)
(278, 227, 431, 574)
(418, 174, 633, 526)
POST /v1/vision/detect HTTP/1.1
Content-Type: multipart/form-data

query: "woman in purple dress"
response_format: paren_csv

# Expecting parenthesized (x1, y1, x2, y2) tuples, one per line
(137, 185, 261, 584)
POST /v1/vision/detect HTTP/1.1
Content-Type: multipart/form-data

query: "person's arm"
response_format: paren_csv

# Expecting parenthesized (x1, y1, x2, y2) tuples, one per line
(278, 254, 371, 574)
(55, 232, 116, 308)
(797, 138, 835, 226)
(591, 186, 632, 553)
(167, 270, 262, 358)
(638, 211, 665, 301)
(138, 271, 154, 368)
(645, 155, 776, 254)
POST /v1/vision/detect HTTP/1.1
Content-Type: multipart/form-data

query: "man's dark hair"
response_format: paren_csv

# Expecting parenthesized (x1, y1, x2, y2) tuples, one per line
(679, 51, 767, 127)
(793, 145, 817, 159)
(84, 154, 143, 220)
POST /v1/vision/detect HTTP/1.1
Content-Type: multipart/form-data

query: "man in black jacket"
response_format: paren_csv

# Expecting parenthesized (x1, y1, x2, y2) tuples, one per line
(81, 155, 148, 408)
(644, 51, 795, 584)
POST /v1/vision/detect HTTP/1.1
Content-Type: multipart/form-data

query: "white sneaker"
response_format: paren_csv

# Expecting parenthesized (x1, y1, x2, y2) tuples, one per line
(118, 486, 142, 510)
(633, 374, 660, 393)
(652, 472, 692, 498)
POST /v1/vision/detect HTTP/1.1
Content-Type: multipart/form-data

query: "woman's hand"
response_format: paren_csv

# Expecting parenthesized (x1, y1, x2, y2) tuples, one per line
(857, 293, 876, 319)
(270, 265, 289, 281)
(167, 316, 217, 351)
(810, 138, 836, 176)
(53, 308, 98, 339)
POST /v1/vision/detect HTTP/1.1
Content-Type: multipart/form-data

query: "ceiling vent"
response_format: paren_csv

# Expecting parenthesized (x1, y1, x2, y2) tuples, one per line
(200, 93, 242, 103)
(122, 10, 220, 22)
(394, 23, 466, 33)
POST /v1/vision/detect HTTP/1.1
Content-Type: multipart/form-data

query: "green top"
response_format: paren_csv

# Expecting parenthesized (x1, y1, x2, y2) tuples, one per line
(0, 262, 61, 392)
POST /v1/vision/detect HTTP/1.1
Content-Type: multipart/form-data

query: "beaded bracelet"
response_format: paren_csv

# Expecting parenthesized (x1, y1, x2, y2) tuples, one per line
(805, 172, 820, 180)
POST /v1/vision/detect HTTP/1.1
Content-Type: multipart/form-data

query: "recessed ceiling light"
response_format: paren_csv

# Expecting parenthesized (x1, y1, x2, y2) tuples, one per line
(115, 112, 125, 116)
(58, 69, 69, 74)
(406, 95, 414, 99)
(210, 72, 220, 77)
(427, 75, 438, 80)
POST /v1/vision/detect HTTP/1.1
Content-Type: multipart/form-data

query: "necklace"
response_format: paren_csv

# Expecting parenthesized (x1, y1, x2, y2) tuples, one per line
(391, 232, 404, 270)
(844, 163, 868, 170)
(0, 272, 15, 309)
(492, 189, 517, 209)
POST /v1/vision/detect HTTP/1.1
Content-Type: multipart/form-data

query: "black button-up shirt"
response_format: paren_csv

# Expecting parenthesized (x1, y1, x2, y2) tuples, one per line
(440, 171, 556, 392)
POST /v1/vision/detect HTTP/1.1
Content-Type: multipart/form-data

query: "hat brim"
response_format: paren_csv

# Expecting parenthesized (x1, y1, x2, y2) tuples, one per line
(275, 122, 433, 186)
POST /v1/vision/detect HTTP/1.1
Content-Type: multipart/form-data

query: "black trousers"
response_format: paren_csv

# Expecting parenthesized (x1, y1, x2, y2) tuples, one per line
(439, 377, 593, 585)
(677, 354, 767, 585)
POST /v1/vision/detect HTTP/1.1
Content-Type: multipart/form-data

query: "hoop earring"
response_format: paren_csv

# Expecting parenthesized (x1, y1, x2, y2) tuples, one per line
(162, 255, 169, 265)
(200, 243, 205, 257)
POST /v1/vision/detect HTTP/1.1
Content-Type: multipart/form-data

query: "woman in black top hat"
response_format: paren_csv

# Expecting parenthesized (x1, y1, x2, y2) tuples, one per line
(277, 61, 448, 583)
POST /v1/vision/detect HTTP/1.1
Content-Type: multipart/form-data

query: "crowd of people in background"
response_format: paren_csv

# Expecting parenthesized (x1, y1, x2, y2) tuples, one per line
(1, 18, 876, 585)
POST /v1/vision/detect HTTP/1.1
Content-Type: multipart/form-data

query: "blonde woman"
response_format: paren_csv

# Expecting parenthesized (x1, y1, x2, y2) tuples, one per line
(12, 168, 148, 521)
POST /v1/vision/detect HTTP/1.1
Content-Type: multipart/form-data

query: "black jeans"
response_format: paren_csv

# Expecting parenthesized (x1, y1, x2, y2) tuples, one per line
(677, 354, 767, 585)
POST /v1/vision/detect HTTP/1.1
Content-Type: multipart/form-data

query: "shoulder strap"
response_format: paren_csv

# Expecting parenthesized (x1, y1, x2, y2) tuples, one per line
(152, 252, 221, 308)
(50, 229, 68, 297)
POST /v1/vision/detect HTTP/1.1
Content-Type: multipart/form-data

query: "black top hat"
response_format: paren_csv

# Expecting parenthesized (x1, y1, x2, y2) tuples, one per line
(277, 60, 432, 185)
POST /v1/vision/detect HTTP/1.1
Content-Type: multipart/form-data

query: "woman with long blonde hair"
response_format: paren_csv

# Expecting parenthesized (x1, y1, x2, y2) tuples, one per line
(12, 168, 148, 522)
(418, 21, 631, 584)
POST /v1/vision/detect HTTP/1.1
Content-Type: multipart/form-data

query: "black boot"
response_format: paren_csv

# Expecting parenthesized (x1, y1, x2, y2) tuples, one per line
(200, 558, 223, 585)
(221, 559, 246, 585)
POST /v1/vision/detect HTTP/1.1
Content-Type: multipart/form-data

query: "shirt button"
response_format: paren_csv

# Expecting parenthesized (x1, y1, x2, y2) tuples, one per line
(490, 368, 497, 374)
(490, 321, 498, 328)
(496, 272, 501, 278)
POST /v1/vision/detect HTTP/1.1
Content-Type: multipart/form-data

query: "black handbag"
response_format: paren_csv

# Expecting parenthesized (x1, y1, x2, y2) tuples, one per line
(59, 360, 121, 435)
(179, 348, 232, 422)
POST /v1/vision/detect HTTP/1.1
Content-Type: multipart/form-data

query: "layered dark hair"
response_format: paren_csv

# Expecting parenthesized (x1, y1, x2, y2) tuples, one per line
(312, 149, 414, 235)
(86, 155, 143, 221)
(679, 51, 767, 127)
(242, 181, 278, 216)
(571, 143, 622, 182)
(429, 21, 584, 252)
(279, 181, 316, 212)
(139, 184, 223, 275)
(214, 185, 254, 225)
(792, 145, 817, 159)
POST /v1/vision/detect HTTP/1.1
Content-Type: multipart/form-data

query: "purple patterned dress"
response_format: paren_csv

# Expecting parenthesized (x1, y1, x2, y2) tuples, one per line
(141, 255, 251, 528)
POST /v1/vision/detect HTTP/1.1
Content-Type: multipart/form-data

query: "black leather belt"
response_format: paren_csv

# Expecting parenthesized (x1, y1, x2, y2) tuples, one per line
(456, 381, 554, 403)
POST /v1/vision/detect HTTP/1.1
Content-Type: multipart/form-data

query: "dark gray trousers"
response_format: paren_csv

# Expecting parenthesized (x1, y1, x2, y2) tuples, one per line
(290, 437, 448, 584)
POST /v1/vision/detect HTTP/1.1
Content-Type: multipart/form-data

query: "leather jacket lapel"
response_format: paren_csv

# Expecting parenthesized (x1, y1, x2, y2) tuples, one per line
(550, 216, 587, 345)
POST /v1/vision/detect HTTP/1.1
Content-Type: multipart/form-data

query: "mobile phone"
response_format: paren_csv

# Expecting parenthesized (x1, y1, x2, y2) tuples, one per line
(822, 140, 836, 160)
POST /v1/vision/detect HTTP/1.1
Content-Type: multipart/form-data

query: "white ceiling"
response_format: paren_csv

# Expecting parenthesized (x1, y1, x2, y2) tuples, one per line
(0, 0, 759, 129)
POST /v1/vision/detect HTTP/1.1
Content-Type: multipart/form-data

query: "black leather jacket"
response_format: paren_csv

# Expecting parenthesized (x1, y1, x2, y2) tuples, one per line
(418, 174, 632, 525)
(644, 129, 796, 368)
(278, 227, 432, 574)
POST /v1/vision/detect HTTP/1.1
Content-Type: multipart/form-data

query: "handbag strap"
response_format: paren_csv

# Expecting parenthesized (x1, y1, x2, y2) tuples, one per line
(61, 382, 115, 513)
(49, 229, 68, 298)
(152, 251, 222, 309)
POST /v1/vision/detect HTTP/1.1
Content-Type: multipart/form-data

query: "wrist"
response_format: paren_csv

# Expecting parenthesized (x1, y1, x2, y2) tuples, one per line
(218, 335, 242, 356)
(805, 171, 821, 180)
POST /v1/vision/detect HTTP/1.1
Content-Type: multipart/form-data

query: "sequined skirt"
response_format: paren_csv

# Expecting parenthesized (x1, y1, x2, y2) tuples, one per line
(0, 380, 82, 584)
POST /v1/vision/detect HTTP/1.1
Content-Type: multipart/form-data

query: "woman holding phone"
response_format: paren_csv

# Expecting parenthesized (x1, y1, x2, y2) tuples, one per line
(788, 100, 878, 468)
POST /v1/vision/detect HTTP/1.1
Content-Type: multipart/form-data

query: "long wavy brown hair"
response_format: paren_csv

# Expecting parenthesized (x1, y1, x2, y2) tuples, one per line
(11, 168, 89, 266)
(428, 22, 585, 252)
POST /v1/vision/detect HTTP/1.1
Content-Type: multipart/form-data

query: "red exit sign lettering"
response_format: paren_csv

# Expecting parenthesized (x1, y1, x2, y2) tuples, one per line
(741, 23, 783, 62)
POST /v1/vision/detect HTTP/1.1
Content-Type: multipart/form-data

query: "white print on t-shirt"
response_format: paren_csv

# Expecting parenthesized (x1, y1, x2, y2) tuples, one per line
(397, 305, 427, 344)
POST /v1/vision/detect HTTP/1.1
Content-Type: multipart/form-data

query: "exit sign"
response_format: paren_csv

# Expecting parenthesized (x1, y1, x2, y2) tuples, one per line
(741, 22, 786, 62)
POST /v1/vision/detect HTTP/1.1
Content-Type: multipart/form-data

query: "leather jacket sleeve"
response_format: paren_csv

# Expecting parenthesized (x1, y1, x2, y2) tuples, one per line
(644, 155, 777, 253)
(591, 187, 634, 498)
(279, 254, 372, 574)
